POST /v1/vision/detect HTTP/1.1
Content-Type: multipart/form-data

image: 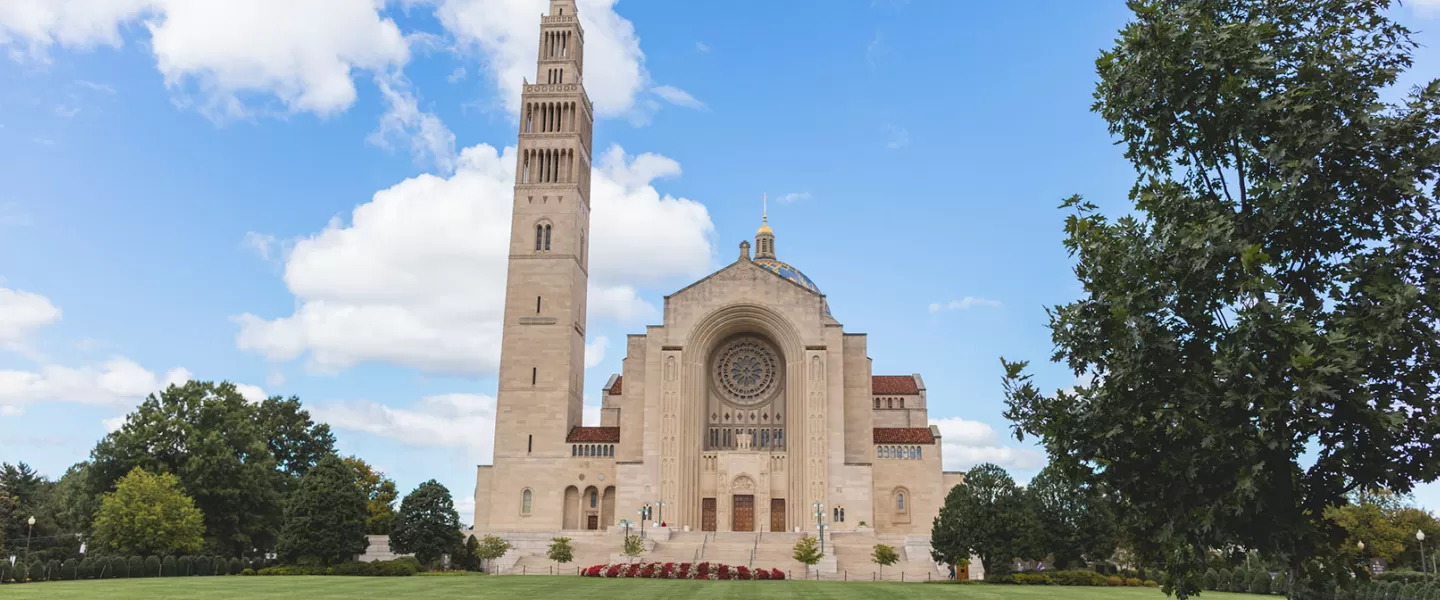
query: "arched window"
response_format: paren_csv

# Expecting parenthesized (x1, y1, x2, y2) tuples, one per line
(535, 225, 544, 251)
(874, 398, 880, 409)
(840, 508, 846, 522)
(833, 507, 839, 522)
(917, 446, 923, 459)
(899, 398, 905, 409)
(590, 490, 598, 508)
(876, 447, 882, 459)
(887, 398, 893, 409)
(544, 225, 552, 251)
(897, 492, 905, 511)
(522, 489, 532, 514)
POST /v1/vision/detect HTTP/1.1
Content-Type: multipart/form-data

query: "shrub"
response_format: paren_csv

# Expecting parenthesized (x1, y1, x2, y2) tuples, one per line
(61, 558, 78, 580)
(241, 568, 255, 576)
(195, 555, 212, 576)
(146, 555, 162, 577)
(229, 557, 243, 575)
(128, 555, 144, 577)
(1106, 575, 1125, 586)
(113, 556, 130, 578)
(1202, 568, 1218, 590)
(12, 562, 27, 583)
(177, 555, 193, 576)
(77, 557, 93, 580)
(1145, 580, 1159, 587)
(0, 561, 11, 583)
(46, 559, 61, 580)
(1125, 577, 1144, 586)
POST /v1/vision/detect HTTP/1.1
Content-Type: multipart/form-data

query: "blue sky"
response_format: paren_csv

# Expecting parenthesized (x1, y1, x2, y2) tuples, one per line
(3, 0, 1440, 520)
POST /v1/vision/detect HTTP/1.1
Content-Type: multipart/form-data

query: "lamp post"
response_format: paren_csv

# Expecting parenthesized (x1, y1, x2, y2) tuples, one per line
(656, 499, 666, 527)
(620, 519, 632, 540)
(24, 516, 35, 563)
(638, 507, 648, 539)
(812, 501, 825, 555)
(1419, 530, 1427, 576)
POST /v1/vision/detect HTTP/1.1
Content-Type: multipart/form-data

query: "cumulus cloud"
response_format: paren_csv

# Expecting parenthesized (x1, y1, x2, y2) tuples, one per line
(930, 416, 1046, 472)
(430, 0, 693, 120)
(369, 73, 458, 173)
(316, 392, 498, 458)
(928, 296, 1002, 313)
(584, 336, 608, 369)
(235, 383, 267, 403)
(651, 85, 704, 109)
(0, 358, 190, 414)
(0, 0, 410, 120)
(234, 142, 714, 376)
(0, 286, 62, 353)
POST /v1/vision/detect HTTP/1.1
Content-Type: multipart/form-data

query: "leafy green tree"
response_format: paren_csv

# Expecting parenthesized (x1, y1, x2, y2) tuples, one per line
(475, 534, 511, 573)
(872, 543, 900, 578)
(341, 457, 398, 535)
(91, 467, 205, 557)
(621, 534, 644, 563)
(547, 537, 574, 572)
(1000, 0, 1440, 597)
(1027, 464, 1118, 569)
(793, 535, 823, 579)
(48, 463, 100, 537)
(389, 480, 463, 568)
(276, 456, 368, 566)
(88, 381, 335, 555)
(930, 463, 1033, 577)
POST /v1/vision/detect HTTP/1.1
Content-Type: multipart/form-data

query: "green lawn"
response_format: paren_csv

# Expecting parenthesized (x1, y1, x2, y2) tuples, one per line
(0, 576, 1267, 599)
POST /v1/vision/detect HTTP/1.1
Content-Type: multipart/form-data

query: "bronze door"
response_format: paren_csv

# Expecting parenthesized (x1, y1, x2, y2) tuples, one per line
(702, 498, 717, 531)
(587, 515, 598, 530)
(770, 499, 786, 532)
(732, 495, 754, 532)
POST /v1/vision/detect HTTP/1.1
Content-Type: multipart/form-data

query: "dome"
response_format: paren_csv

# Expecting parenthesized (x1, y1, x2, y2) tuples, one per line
(753, 258, 820, 294)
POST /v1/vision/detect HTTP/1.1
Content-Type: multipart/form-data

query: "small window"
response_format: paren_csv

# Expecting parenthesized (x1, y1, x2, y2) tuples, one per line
(522, 489, 532, 514)
(528, 434, 533, 453)
(572, 445, 578, 456)
(535, 225, 543, 251)
(899, 398, 905, 409)
(917, 446, 923, 459)
(840, 508, 846, 522)
(537, 296, 542, 314)
(897, 493, 905, 511)
(544, 225, 552, 251)
(887, 398, 893, 409)
(874, 398, 880, 409)
(590, 490, 598, 508)
(532, 367, 537, 385)
(876, 447, 882, 459)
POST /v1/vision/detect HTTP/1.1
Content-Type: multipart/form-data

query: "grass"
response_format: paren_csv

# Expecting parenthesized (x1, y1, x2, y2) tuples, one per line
(0, 576, 1270, 599)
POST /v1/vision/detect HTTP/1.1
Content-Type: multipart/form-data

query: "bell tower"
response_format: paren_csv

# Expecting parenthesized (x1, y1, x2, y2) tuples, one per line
(488, 0, 594, 530)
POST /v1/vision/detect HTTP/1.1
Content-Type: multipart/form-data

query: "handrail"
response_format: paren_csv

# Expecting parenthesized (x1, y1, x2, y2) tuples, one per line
(700, 533, 708, 560)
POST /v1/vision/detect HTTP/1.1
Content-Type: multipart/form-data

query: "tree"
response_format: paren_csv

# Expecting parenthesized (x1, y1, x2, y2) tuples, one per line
(793, 535, 823, 579)
(389, 480, 463, 568)
(1000, 0, 1440, 597)
(1027, 465, 1118, 569)
(90, 467, 204, 557)
(872, 543, 900, 578)
(930, 463, 1034, 577)
(341, 457, 398, 535)
(276, 455, 368, 566)
(475, 534, 511, 573)
(622, 534, 644, 563)
(87, 381, 335, 555)
(547, 537, 574, 572)
(256, 396, 336, 479)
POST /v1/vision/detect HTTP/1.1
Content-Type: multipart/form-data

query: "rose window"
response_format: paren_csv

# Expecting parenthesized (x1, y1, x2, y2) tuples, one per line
(713, 338, 779, 405)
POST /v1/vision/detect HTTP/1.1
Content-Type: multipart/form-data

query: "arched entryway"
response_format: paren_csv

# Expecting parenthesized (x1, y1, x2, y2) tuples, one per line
(583, 486, 600, 530)
(601, 486, 616, 529)
(563, 486, 579, 530)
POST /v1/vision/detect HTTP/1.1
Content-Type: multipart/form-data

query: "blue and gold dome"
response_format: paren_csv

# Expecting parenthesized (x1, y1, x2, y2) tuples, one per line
(752, 258, 821, 294)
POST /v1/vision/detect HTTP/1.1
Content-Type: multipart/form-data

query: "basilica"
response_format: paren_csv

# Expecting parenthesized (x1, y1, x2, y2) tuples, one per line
(472, 0, 961, 539)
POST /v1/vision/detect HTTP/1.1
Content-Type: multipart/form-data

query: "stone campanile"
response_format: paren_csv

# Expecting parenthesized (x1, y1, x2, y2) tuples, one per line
(487, 0, 594, 530)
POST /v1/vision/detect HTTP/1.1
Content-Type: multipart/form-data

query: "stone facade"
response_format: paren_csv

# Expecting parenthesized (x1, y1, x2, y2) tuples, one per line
(474, 0, 961, 540)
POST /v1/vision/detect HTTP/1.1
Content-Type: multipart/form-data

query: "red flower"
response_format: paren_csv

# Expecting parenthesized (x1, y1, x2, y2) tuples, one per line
(771, 568, 785, 580)
(756, 569, 770, 580)
(605, 564, 623, 578)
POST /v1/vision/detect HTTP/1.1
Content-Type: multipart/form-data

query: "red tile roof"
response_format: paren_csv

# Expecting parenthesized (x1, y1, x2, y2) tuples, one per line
(873, 427, 935, 444)
(566, 427, 620, 443)
(609, 376, 623, 395)
(872, 375, 918, 394)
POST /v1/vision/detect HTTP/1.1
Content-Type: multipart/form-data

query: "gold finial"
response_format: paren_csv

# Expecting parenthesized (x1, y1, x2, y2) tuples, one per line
(758, 193, 773, 235)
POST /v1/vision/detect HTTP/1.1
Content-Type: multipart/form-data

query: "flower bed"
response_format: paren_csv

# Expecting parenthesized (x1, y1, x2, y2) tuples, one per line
(580, 562, 785, 580)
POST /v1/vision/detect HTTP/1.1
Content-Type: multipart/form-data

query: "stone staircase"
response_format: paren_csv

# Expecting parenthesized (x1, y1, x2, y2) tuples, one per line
(481, 528, 948, 582)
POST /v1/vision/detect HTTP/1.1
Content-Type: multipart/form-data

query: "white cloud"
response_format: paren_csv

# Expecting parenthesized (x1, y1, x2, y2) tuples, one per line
(431, 0, 680, 121)
(447, 66, 466, 83)
(0, 357, 187, 412)
(928, 296, 1002, 313)
(242, 231, 278, 261)
(102, 416, 125, 432)
(930, 416, 1046, 472)
(650, 85, 704, 110)
(368, 73, 458, 173)
(234, 142, 713, 376)
(584, 336, 608, 369)
(74, 79, 116, 94)
(776, 192, 810, 205)
(315, 392, 497, 459)
(1, 405, 21, 417)
(695, 41, 710, 53)
(0, 0, 410, 120)
(0, 286, 62, 353)
(235, 383, 267, 403)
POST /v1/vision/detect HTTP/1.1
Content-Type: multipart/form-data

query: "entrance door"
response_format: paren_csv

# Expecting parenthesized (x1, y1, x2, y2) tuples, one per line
(770, 499, 786, 532)
(702, 498, 716, 531)
(732, 495, 755, 532)
(587, 515, 598, 530)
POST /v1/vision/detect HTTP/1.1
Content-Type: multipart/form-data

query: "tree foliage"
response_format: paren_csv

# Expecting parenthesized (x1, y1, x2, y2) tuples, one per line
(793, 535, 823, 578)
(930, 463, 1033, 576)
(872, 543, 900, 577)
(622, 534, 644, 562)
(547, 537, 574, 569)
(1000, 0, 1440, 597)
(1027, 464, 1119, 569)
(276, 455, 368, 566)
(341, 457, 399, 535)
(87, 381, 335, 555)
(389, 480, 463, 567)
(90, 467, 204, 557)
(476, 534, 512, 573)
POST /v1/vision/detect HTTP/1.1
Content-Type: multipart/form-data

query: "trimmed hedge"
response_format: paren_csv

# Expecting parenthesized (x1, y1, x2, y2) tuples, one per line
(255, 559, 419, 577)
(986, 569, 1158, 587)
(0, 553, 285, 584)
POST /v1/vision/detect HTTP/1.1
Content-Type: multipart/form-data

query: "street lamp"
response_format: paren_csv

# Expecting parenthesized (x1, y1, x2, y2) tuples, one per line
(812, 501, 826, 555)
(620, 519, 632, 540)
(656, 499, 666, 527)
(637, 507, 647, 539)
(24, 516, 35, 563)
(1419, 530, 1427, 576)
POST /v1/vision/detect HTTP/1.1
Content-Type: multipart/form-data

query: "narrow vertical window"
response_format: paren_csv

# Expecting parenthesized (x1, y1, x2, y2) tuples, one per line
(899, 398, 905, 409)
(522, 489, 532, 514)
(590, 491, 598, 508)
(898, 493, 905, 510)
(536, 225, 543, 251)
(532, 367, 537, 385)
(544, 225, 552, 250)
